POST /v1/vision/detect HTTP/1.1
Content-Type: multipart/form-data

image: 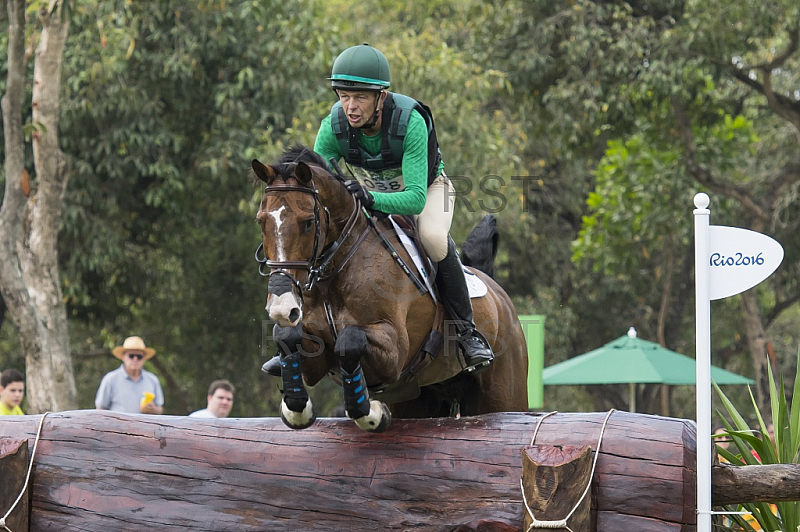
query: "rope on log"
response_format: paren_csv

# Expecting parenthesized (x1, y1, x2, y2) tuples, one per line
(521, 410, 615, 531)
(0, 412, 48, 532)
(0, 410, 697, 531)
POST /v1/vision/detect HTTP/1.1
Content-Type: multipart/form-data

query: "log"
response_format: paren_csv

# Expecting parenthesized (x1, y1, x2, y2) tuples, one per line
(0, 410, 696, 531)
(712, 463, 800, 505)
(0, 439, 30, 532)
(521, 445, 594, 531)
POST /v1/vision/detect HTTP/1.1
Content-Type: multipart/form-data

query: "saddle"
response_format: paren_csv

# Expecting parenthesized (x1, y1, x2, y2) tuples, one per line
(325, 213, 488, 404)
(366, 215, 485, 404)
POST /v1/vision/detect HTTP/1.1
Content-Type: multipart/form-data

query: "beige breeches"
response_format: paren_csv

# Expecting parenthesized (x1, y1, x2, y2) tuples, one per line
(418, 173, 455, 262)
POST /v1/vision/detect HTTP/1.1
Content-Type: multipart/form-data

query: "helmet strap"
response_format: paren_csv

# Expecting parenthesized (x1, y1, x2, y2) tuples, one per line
(358, 91, 385, 130)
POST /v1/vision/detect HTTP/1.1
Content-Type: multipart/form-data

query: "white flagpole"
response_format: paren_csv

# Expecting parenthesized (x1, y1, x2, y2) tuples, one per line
(694, 192, 712, 532)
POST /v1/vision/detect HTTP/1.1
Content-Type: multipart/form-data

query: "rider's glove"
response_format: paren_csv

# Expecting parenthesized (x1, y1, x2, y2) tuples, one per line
(344, 180, 375, 209)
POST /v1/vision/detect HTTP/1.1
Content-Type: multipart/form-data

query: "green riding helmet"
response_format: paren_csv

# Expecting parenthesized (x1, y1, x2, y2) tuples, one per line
(329, 43, 390, 91)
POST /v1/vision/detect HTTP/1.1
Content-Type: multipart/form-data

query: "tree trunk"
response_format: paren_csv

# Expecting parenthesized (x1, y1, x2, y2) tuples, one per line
(521, 445, 595, 531)
(740, 288, 771, 414)
(0, 440, 30, 531)
(712, 462, 800, 505)
(0, 0, 77, 413)
(0, 411, 697, 531)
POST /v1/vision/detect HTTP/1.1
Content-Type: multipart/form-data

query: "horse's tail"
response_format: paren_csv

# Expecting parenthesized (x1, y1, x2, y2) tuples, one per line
(460, 215, 498, 279)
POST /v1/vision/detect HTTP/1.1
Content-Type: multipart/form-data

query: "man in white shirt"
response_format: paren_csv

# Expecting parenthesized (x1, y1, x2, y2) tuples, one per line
(95, 336, 164, 414)
(189, 380, 235, 418)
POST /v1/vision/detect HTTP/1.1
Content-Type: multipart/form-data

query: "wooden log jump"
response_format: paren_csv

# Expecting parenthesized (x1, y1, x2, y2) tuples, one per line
(0, 440, 30, 531)
(0, 410, 696, 531)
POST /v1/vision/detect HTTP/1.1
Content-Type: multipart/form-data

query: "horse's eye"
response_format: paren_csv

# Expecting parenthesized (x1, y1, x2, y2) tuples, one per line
(301, 219, 314, 232)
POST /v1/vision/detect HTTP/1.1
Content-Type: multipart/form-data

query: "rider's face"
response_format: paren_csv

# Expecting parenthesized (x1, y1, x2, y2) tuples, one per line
(337, 90, 381, 129)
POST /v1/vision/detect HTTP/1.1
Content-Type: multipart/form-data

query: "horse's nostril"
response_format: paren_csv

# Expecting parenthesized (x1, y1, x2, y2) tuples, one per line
(289, 309, 301, 323)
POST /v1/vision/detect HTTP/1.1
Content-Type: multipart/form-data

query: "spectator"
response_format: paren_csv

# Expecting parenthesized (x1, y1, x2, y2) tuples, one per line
(0, 368, 25, 415)
(95, 336, 164, 414)
(189, 380, 235, 418)
(713, 426, 730, 453)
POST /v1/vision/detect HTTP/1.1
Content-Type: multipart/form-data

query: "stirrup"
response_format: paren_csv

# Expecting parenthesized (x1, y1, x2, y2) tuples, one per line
(459, 331, 494, 375)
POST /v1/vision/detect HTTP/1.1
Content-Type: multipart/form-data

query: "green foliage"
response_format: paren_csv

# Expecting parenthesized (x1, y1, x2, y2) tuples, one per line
(3, 0, 800, 418)
(48, 0, 533, 416)
(714, 347, 800, 531)
(571, 108, 759, 320)
(53, 0, 343, 415)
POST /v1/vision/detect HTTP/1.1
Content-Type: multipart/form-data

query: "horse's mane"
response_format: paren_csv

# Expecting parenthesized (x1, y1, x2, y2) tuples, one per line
(273, 144, 330, 178)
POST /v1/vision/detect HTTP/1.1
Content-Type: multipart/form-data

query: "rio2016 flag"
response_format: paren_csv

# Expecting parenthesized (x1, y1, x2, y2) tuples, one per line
(693, 192, 784, 532)
(708, 226, 784, 300)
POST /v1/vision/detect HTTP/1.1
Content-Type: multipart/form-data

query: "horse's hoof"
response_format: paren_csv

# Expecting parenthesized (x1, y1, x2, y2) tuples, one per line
(280, 399, 316, 430)
(354, 400, 391, 433)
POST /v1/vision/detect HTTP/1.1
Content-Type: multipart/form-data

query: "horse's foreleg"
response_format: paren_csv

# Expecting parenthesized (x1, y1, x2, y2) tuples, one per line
(274, 324, 316, 429)
(336, 326, 391, 433)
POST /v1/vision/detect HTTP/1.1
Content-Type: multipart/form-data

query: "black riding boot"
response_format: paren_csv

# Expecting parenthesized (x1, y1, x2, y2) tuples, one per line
(261, 354, 282, 377)
(435, 237, 494, 374)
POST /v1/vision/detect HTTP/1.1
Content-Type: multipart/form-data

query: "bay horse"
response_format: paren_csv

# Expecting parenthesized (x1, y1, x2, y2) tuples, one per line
(252, 145, 528, 432)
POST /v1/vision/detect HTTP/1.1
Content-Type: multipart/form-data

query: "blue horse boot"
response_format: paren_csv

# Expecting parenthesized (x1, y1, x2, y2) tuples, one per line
(274, 324, 316, 429)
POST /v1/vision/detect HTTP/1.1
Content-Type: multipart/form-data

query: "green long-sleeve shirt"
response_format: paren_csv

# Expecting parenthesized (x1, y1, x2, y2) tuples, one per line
(313, 109, 444, 215)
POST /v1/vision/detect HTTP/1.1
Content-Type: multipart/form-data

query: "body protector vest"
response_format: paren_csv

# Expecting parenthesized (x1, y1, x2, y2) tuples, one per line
(331, 92, 442, 190)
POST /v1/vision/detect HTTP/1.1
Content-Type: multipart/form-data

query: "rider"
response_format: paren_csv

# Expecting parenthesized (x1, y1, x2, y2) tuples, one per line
(261, 43, 493, 376)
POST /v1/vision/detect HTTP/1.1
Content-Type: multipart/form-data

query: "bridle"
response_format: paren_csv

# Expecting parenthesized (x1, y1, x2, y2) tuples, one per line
(254, 160, 423, 340)
(255, 176, 363, 302)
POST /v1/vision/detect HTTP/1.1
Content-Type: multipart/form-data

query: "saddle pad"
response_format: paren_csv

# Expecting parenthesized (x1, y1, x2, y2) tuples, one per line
(464, 268, 488, 298)
(388, 218, 488, 300)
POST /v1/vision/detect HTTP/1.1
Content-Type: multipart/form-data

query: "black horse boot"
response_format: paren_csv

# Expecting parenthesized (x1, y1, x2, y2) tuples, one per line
(435, 237, 494, 374)
(261, 354, 282, 377)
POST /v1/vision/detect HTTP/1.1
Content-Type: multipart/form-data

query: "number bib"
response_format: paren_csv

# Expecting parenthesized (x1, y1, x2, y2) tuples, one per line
(348, 166, 406, 192)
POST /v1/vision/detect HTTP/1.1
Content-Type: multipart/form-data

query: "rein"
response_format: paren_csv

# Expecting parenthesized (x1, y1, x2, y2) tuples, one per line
(328, 158, 427, 295)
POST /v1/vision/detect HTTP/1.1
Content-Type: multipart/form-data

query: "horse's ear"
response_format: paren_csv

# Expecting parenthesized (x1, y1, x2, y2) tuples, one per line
(252, 159, 277, 184)
(295, 162, 314, 185)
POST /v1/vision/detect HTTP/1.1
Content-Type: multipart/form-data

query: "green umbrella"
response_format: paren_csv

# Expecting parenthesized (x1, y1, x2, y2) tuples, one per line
(542, 327, 754, 412)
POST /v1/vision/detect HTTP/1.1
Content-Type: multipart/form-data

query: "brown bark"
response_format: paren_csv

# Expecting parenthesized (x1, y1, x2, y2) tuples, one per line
(0, 0, 76, 413)
(740, 289, 772, 413)
(521, 445, 594, 531)
(0, 410, 696, 531)
(712, 462, 800, 505)
(0, 440, 30, 531)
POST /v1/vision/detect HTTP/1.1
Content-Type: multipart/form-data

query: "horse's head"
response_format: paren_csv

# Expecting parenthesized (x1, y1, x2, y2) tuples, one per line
(253, 157, 326, 327)
(253, 147, 356, 328)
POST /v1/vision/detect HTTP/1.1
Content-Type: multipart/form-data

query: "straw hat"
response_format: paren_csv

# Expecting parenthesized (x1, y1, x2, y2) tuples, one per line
(112, 336, 156, 361)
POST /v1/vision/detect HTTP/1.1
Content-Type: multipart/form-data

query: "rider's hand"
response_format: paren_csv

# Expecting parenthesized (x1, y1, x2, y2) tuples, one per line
(344, 180, 375, 209)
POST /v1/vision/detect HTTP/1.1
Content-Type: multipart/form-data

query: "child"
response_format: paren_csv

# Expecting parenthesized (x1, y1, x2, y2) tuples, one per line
(0, 368, 25, 415)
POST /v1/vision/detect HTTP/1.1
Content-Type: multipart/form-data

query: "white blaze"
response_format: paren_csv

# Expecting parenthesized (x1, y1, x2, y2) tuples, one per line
(269, 205, 288, 261)
(265, 204, 303, 326)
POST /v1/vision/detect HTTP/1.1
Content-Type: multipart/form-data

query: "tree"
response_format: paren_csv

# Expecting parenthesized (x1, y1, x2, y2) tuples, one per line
(547, 0, 800, 413)
(45, 0, 533, 415)
(1, 0, 76, 413)
(468, 0, 800, 415)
